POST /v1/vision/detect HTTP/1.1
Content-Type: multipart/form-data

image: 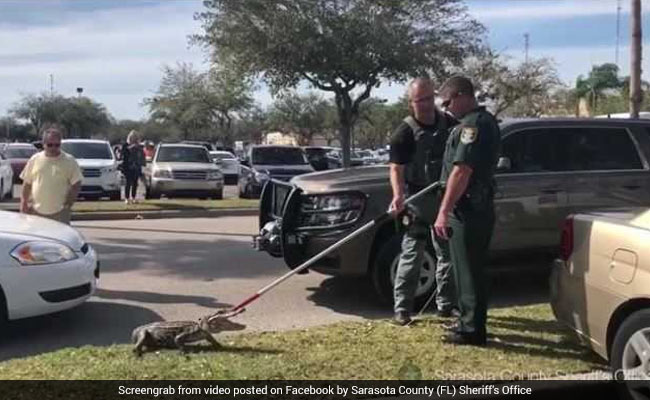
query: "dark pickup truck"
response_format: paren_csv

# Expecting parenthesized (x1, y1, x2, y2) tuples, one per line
(254, 118, 650, 303)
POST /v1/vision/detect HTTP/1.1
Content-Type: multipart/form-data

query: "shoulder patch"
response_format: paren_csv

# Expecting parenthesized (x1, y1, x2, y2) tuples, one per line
(460, 126, 478, 144)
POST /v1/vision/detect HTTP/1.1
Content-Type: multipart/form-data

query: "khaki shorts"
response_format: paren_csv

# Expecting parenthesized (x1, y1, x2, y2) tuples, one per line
(34, 207, 72, 225)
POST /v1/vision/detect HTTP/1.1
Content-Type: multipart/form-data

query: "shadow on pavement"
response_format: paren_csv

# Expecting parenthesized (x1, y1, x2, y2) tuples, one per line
(0, 301, 162, 362)
(306, 263, 551, 320)
(96, 288, 232, 309)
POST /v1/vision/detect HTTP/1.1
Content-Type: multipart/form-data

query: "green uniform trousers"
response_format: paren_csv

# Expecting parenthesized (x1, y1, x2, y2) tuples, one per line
(448, 207, 495, 334)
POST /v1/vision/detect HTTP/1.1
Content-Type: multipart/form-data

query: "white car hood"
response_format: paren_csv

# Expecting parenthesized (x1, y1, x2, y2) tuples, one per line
(154, 162, 219, 171)
(0, 211, 85, 250)
(75, 159, 116, 168)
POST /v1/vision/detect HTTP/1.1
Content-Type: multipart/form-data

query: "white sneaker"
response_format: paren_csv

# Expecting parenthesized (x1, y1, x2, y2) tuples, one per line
(124, 199, 130, 205)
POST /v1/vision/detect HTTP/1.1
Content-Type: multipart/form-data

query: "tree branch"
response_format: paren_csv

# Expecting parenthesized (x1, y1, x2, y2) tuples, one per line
(302, 73, 335, 91)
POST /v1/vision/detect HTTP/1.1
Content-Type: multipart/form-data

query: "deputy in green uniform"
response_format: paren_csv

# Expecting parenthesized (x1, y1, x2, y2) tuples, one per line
(433, 76, 501, 346)
(388, 77, 457, 326)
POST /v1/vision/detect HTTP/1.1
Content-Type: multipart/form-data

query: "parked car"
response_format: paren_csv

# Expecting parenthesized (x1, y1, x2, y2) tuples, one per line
(209, 150, 240, 185)
(238, 145, 314, 198)
(354, 149, 378, 165)
(181, 140, 215, 152)
(1, 143, 38, 183)
(550, 208, 650, 394)
(61, 139, 121, 200)
(0, 151, 14, 200)
(144, 143, 224, 199)
(303, 146, 341, 171)
(254, 118, 650, 303)
(0, 210, 98, 321)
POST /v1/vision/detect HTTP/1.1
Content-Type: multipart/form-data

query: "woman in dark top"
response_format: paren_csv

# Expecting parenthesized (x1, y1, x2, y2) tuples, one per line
(121, 130, 146, 204)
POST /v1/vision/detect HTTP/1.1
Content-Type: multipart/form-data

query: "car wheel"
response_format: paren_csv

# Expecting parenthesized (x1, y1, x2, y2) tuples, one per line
(611, 309, 650, 399)
(109, 191, 121, 201)
(370, 233, 437, 306)
(239, 184, 249, 199)
(4, 181, 12, 200)
(0, 284, 8, 326)
(211, 189, 223, 200)
(145, 187, 160, 200)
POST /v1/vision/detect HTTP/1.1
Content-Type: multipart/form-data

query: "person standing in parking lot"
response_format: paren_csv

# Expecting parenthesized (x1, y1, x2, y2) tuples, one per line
(434, 76, 501, 346)
(388, 77, 458, 326)
(120, 130, 146, 204)
(19, 125, 83, 224)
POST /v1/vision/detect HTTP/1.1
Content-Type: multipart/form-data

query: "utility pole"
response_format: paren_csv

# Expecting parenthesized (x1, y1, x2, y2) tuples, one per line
(616, 0, 622, 66)
(524, 33, 530, 63)
(49, 74, 54, 96)
(630, 0, 642, 118)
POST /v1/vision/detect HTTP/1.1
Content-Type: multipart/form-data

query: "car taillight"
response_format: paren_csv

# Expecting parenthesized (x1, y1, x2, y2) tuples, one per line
(559, 216, 574, 261)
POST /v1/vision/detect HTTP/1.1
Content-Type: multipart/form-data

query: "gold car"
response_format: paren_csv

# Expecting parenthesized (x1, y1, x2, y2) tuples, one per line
(550, 208, 650, 395)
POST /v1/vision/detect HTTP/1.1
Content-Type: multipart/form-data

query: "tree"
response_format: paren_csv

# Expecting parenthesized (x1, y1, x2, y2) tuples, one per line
(10, 93, 111, 138)
(267, 91, 332, 145)
(0, 117, 34, 142)
(194, 0, 485, 166)
(144, 63, 254, 143)
(575, 63, 623, 113)
(463, 51, 563, 117)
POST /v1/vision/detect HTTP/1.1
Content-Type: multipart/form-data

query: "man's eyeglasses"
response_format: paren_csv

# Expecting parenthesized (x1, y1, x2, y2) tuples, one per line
(45, 143, 61, 148)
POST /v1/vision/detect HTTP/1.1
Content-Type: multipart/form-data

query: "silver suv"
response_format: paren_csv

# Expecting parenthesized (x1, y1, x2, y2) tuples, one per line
(144, 144, 224, 199)
(255, 118, 650, 303)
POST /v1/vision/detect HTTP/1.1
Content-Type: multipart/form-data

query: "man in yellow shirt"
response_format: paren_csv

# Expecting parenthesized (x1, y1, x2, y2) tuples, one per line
(20, 127, 83, 224)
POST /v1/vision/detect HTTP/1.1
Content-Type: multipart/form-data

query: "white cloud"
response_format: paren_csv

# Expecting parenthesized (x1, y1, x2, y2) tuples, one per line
(469, 0, 644, 21)
(0, 1, 207, 120)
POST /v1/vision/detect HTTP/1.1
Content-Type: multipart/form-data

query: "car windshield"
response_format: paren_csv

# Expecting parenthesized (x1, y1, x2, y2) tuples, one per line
(304, 148, 329, 157)
(61, 142, 113, 159)
(157, 146, 210, 163)
(211, 152, 235, 161)
(5, 146, 37, 158)
(251, 147, 308, 165)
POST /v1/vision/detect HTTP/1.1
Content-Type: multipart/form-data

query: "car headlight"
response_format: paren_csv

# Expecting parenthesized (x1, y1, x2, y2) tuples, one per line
(153, 169, 172, 178)
(10, 241, 78, 265)
(254, 171, 270, 182)
(298, 193, 365, 228)
(100, 166, 116, 174)
(206, 171, 222, 180)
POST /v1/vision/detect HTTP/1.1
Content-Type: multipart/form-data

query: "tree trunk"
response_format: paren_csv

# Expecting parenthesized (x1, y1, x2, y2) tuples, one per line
(630, 0, 643, 118)
(334, 91, 354, 168)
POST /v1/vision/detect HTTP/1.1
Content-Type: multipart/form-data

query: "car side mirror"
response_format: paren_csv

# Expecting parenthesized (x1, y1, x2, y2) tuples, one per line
(496, 156, 511, 171)
(241, 159, 250, 167)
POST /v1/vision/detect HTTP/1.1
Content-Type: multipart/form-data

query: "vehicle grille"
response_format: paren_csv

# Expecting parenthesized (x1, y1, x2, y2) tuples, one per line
(82, 168, 101, 178)
(172, 170, 207, 180)
(39, 283, 91, 303)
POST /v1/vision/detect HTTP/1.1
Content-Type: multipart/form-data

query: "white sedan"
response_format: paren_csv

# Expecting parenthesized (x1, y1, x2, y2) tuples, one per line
(0, 211, 98, 321)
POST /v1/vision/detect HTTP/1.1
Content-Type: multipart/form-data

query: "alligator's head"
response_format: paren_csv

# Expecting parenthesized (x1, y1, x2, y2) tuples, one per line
(201, 308, 246, 333)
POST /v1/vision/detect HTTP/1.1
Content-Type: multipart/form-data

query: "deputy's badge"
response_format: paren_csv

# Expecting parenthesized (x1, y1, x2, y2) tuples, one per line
(460, 126, 478, 144)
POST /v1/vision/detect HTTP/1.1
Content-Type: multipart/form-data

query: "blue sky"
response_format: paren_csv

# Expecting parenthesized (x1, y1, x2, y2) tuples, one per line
(0, 0, 648, 120)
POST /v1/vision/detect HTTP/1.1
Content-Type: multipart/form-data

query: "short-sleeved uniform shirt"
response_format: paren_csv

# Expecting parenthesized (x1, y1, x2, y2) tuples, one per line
(440, 107, 501, 210)
(20, 151, 83, 215)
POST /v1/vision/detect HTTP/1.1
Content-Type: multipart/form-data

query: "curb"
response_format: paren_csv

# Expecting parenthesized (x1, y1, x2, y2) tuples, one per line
(0, 207, 259, 221)
(74, 207, 259, 221)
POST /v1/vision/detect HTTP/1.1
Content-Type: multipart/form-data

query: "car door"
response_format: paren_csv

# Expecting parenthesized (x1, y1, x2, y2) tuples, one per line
(562, 125, 650, 213)
(492, 127, 571, 252)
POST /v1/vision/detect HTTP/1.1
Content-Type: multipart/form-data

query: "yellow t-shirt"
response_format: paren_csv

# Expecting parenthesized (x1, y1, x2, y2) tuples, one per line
(20, 151, 83, 215)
